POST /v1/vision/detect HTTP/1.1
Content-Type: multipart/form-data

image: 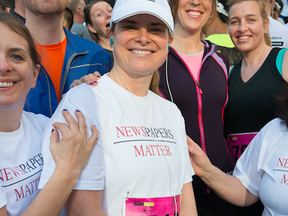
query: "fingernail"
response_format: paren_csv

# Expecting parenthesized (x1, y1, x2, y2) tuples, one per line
(51, 129, 54, 133)
(76, 110, 81, 112)
(92, 125, 96, 127)
(96, 75, 100, 78)
(63, 109, 68, 112)
(71, 86, 74, 88)
(93, 81, 97, 83)
(89, 82, 93, 85)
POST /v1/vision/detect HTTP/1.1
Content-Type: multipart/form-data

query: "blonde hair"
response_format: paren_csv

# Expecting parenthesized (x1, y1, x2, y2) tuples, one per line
(228, 0, 272, 46)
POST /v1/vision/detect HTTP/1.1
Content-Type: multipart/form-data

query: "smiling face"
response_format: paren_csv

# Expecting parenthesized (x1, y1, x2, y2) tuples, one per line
(228, 1, 269, 53)
(111, 14, 172, 79)
(175, 0, 213, 34)
(0, 22, 39, 109)
(87, 1, 112, 38)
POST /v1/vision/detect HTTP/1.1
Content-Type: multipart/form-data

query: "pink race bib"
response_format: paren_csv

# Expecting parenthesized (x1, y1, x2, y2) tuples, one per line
(124, 195, 180, 216)
(227, 133, 257, 161)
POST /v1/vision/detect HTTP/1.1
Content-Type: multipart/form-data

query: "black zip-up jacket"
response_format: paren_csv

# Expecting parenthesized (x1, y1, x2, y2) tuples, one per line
(159, 40, 235, 193)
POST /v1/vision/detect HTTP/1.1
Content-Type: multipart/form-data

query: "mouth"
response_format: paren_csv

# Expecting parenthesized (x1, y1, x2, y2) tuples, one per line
(187, 11, 202, 16)
(130, 49, 154, 55)
(238, 35, 250, 40)
(0, 82, 15, 88)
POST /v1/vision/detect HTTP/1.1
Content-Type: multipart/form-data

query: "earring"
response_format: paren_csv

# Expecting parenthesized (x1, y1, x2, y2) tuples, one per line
(167, 44, 170, 51)
(110, 37, 114, 46)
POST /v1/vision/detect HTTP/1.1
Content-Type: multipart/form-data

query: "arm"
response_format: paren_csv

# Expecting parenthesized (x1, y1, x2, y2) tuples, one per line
(0, 207, 6, 216)
(180, 182, 197, 216)
(21, 110, 98, 216)
(282, 49, 288, 82)
(66, 190, 107, 216)
(187, 136, 259, 207)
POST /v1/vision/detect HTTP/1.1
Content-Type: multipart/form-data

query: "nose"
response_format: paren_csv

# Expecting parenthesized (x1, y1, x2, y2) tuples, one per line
(190, 0, 201, 6)
(238, 20, 247, 32)
(0, 56, 12, 74)
(105, 11, 111, 19)
(136, 28, 151, 45)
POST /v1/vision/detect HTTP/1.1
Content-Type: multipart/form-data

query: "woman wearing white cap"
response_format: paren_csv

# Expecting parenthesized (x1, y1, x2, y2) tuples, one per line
(38, 0, 197, 215)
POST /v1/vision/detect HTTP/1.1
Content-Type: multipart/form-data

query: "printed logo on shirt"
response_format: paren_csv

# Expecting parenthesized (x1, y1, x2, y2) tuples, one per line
(0, 153, 43, 202)
(114, 126, 176, 157)
(274, 157, 288, 185)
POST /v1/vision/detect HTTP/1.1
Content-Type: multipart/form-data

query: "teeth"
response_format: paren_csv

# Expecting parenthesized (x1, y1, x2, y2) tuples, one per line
(187, 11, 201, 16)
(131, 50, 152, 55)
(239, 36, 249, 39)
(0, 82, 14, 87)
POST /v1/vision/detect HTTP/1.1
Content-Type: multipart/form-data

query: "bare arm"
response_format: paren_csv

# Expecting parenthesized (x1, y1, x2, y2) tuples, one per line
(180, 182, 198, 216)
(66, 190, 107, 216)
(21, 110, 98, 216)
(0, 207, 7, 216)
(187, 136, 259, 207)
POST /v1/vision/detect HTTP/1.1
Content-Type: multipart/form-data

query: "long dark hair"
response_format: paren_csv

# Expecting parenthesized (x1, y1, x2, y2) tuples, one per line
(277, 83, 288, 128)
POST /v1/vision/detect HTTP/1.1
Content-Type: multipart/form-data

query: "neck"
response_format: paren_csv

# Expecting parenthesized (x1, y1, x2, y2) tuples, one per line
(172, 22, 203, 54)
(98, 36, 112, 51)
(74, 15, 83, 24)
(0, 105, 23, 132)
(14, 1, 25, 18)
(204, 18, 228, 37)
(108, 66, 152, 97)
(242, 43, 272, 67)
(25, 10, 66, 45)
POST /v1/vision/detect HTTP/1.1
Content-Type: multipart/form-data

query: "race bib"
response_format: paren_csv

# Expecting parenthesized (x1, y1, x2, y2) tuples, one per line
(123, 195, 180, 216)
(227, 133, 257, 161)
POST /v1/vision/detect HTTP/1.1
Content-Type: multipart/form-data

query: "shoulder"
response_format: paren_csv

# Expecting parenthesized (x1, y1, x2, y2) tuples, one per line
(22, 111, 49, 131)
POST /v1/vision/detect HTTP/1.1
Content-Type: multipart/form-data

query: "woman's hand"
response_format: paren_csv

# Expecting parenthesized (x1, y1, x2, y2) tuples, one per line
(187, 135, 212, 178)
(70, 71, 101, 89)
(50, 109, 98, 178)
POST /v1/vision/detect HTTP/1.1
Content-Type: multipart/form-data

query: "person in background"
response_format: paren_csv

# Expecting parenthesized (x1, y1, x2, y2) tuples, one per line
(39, 0, 197, 215)
(23, 0, 112, 117)
(203, 0, 242, 66)
(273, 0, 285, 23)
(158, 0, 236, 214)
(68, 0, 94, 41)
(223, 0, 288, 214)
(0, 0, 10, 12)
(0, 11, 98, 216)
(10, 0, 25, 22)
(85, 0, 113, 58)
(64, 7, 74, 31)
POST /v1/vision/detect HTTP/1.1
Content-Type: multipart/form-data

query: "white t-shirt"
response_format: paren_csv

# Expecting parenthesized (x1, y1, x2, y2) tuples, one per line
(269, 16, 288, 48)
(234, 118, 288, 216)
(0, 183, 7, 209)
(0, 111, 48, 216)
(39, 75, 194, 215)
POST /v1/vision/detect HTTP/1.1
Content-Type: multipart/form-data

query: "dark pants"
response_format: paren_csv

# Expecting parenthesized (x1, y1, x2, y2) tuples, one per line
(194, 191, 239, 216)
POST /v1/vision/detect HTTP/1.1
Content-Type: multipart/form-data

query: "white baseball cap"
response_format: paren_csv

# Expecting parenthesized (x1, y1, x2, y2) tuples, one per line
(110, 0, 174, 32)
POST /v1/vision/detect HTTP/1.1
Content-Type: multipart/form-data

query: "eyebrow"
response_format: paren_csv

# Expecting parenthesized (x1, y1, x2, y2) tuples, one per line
(230, 14, 258, 19)
(8, 47, 26, 53)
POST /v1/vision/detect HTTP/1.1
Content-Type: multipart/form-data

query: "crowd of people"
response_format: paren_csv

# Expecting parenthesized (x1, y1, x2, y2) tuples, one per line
(0, 0, 288, 215)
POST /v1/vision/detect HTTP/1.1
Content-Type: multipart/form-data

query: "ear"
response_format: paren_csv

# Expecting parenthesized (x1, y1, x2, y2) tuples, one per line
(87, 24, 97, 33)
(77, 7, 83, 16)
(264, 17, 269, 33)
(31, 64, 40, 89)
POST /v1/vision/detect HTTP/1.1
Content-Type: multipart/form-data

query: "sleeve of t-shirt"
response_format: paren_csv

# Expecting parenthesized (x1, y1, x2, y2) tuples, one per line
(233, 119, 279, 197)
(39, 84, 105, 191)
(0, 184, 7, 209)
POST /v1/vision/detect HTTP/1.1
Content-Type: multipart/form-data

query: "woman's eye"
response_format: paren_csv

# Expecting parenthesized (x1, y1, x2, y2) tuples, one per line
(97, 13, 103, 17)
(11, 54, 23, 60)
(248, 19, 255, 22)
(230, 20, 238, 25)
(108, 9, 112, 13)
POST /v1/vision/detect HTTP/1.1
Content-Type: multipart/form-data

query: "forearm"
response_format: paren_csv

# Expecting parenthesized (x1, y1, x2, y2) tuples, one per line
(21, 168, 79, 216)
(200, 165, 258, 206)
